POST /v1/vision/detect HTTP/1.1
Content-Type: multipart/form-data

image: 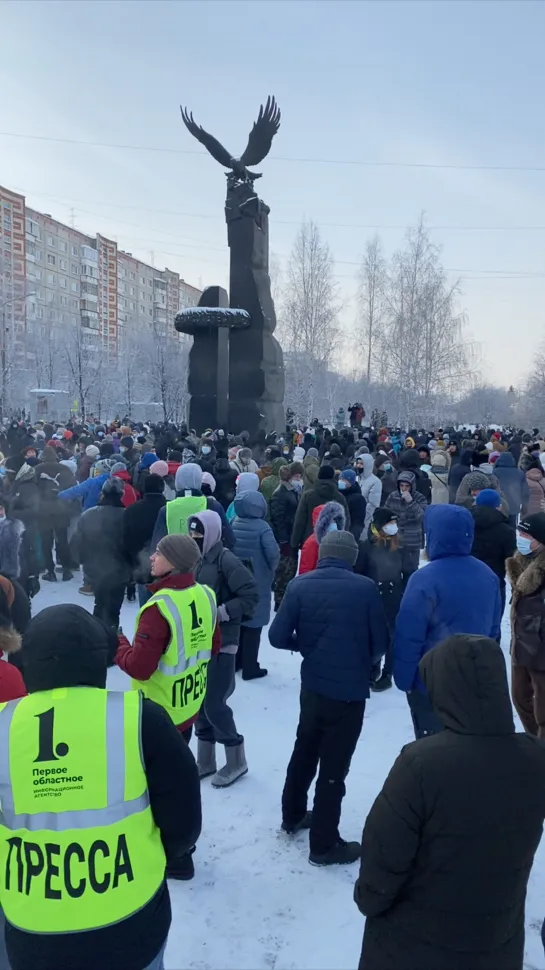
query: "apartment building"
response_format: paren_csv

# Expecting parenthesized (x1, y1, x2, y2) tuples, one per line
(0, 186, 28, 384)
(0, 183, 202, 406)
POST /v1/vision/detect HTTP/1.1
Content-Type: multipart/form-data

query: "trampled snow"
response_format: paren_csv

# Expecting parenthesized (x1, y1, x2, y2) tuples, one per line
(26, 578, 545, 970)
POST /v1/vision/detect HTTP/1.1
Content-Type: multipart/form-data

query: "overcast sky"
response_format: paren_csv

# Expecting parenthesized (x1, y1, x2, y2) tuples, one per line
(1, 0, 544, 385)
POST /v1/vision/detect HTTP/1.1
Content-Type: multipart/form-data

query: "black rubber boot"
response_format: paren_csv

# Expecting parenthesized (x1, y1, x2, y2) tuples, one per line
(309, 838, 361, 867)
(282, 811, 312, 835)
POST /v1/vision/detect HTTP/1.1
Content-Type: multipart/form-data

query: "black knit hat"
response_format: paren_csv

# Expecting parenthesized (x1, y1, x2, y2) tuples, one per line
(23, 605, 117, 693)
(318, 465, 335, 481)
(373, 507, 398, 531)
(519, 513, 545, 545)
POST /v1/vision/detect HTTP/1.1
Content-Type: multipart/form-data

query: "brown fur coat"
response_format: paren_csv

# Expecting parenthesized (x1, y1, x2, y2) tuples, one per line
(506, 550, 545, 668)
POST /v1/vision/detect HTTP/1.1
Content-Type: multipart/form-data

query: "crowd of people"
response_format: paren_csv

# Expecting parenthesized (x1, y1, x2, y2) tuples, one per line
(0, 414, 544, 969)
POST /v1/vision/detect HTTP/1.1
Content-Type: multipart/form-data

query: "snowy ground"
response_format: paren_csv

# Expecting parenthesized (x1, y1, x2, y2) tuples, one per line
(28, 576, 545, 970)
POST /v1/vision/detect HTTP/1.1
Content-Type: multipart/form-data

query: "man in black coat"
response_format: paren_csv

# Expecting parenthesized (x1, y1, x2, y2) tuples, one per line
(355, 633, 545, 970)
(470, 488, 516, 619)
(338, 469, 366, 541)
(121, 474, 167, 606)
(290, 466, 350, 550)
(270, 462, 303, 609)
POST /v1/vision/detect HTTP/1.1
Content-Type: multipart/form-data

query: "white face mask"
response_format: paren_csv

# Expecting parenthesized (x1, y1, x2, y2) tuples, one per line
(516, 535, 533, 556)
(383, 522, 398, 536)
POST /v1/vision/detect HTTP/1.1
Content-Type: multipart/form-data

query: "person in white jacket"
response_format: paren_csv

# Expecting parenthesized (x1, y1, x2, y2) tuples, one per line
(355, 454, 383, 529)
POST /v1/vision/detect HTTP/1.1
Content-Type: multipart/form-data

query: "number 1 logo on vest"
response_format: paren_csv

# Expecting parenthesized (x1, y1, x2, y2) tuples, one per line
(34, 708, 69, 763)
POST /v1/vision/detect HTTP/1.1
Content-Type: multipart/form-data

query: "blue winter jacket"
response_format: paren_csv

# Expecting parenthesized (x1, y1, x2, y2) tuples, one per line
(232, 491, 280, 628)
(269, 558, 389, 701)
(58, 473, 109, 511)
(394, 504, 502, 693)
(493, 452, 530, 516)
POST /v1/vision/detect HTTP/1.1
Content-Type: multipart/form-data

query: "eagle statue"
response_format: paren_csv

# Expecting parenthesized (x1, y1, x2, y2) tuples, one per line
(180, 96, 281, 182)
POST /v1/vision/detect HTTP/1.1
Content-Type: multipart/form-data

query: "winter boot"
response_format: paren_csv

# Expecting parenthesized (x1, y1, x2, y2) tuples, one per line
(197, 740, 217, 779)
(42, 571, 57, 582)
(371, 673, 392, 692)
(78, 584, 94, 596)
(242, 666, 268, 681)
(62, 569, 73, 582)
(282, 811, 312, 835)
(211, 741, 248, 788)
(309, 838, 361, 867)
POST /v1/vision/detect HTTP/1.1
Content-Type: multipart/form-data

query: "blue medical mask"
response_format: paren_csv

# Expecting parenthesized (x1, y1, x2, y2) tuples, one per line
(327, 522, 338, 532)
(516, 535, 533, 556)
(338, 481, 346, 490)
(201, 446, 211, 455)
(383, 463, 392, 471)
(292, 478, 303, 491)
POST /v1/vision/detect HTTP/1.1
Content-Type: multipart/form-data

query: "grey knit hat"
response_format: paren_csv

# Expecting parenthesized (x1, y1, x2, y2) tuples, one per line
(101, 477, 124, 497)
(465, 471, 492, 492)
(318, 530, 358, 566)
(157, 535, 201, 574)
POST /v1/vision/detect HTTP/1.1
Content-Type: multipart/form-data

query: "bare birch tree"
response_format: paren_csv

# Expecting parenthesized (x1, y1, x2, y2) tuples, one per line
(63, 328, 101, 421)
(356, 235, 387, 383)
(278, 221, 341, 424)
(381, 219, 470, 426)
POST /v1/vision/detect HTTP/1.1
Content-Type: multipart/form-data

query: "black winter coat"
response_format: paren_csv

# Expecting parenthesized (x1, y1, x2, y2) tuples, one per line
(122, 493, 167, 582)
(355, 634, 545, 970)
(342, 483, 366, 541)
(195, 541, 258, 646)
(448, 448, 473, 502)
(355, 531, 403, 631)
(269, 483, 299, 546)
(290, 480, 350, 548)
(470, 506, 516, 582)
(213, 459, 239, 511)
(73, 505, 130, 587)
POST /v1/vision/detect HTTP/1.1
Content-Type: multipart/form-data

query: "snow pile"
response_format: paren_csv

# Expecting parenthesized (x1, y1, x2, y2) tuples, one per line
(29, 578, 545, 970)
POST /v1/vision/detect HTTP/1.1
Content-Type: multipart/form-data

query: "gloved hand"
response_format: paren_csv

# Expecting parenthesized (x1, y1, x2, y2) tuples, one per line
(217, 604, 230, 623)
(27, 576, 40, 599)
(401, 490, 413, 503)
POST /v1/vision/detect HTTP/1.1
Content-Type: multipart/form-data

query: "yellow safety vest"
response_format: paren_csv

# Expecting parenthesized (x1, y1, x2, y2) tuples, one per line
(166, 495, 207, 535)
(133, 584, 216, 725)
(0, 688, 165, 934)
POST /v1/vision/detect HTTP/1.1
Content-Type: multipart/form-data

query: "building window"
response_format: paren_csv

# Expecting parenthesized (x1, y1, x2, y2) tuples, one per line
(140, 276, 145, 285)
(59, 277, 67, 289)
(60, 296, 68, 306)
(71, 245, 79, 256)
(71, 263, 78, 274)
(47, 291, 55, 304)
(148, 308, 153, 317)
(59, 258, 67, 271)
(147, 279, 152, 287)
(71, 282, 78, 293)
(47, 254, 56, 266)
(129, 271, 135, 280)
(71, 299, 78, 309)
(47, 235, 56, 247)
(36, 307, 44, 319)
(129, 302, 135, 311)
(129, 286, 135, 296)
(140, 305, 145, 314)
(59, 240, 67, 253)
(47, 273, 56, 285)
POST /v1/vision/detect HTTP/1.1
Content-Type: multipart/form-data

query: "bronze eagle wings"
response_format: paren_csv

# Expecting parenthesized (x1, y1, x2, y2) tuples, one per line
(180, 96, 280, 182)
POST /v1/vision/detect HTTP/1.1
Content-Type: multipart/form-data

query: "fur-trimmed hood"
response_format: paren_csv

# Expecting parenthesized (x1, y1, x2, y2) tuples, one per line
(315, 501, 346, 544)
(506, 550, 545, 604)
(0, 625, 22, 656)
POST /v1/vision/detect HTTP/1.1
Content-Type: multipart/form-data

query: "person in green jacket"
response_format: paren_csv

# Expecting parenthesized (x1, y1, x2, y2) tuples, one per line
(260, 457, 288, 505)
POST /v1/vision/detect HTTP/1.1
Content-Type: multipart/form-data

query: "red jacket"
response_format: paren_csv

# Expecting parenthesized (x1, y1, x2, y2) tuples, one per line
(113, 468, 139, 507)
(298, 504, 326, 575)
(115, 572, 221, 733)
(0, 655, 26, 702)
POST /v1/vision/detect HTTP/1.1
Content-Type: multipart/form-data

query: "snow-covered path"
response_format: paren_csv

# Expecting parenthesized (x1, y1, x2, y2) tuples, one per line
(29, 577, 545, 970)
